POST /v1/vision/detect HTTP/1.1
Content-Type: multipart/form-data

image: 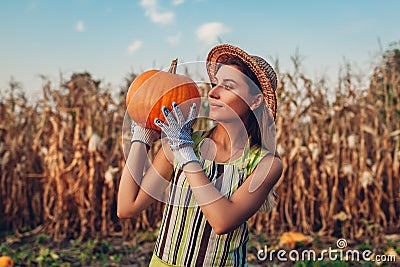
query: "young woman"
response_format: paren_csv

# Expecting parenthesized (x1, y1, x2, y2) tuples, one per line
(117, 44, 283, 267)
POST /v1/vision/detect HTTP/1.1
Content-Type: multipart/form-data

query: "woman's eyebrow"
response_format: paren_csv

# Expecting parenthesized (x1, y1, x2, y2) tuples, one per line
(222, 78, 238, 84)
(214, 77, 239, 84)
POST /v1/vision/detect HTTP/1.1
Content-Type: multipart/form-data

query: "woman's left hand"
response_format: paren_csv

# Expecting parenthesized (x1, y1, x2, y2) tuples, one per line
(154, 102, 199, 168)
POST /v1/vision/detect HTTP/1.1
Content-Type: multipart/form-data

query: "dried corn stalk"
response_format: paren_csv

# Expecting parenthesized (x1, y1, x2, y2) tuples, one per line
(0, 53, 398, 244)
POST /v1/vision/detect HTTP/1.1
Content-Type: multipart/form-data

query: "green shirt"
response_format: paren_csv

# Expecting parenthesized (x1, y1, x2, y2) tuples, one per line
(154, 129, 270, 267)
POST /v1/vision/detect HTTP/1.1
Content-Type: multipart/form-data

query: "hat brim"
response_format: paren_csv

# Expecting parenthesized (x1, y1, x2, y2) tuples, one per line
(206, 44, 276, 120)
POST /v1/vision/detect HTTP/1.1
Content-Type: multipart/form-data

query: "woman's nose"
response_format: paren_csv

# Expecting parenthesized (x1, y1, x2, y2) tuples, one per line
(208, 84, 220, 99)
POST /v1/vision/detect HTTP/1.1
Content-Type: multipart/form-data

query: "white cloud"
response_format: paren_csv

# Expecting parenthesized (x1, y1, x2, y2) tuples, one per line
(196, 22, 231, 45)
(25, 0, 37, 13)
(167, 32, 181, 45)
(76, 20, 85, 32)
(127, 40, 143, 54)
(172, 0, 185, 5)
(140, 0, 174, 25)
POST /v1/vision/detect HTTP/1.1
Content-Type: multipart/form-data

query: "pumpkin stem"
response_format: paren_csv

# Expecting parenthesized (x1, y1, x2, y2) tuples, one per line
(168, 58, 178, 74)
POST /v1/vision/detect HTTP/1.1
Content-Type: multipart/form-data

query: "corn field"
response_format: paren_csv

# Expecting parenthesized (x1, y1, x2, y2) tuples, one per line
(0, 51, 399, 246)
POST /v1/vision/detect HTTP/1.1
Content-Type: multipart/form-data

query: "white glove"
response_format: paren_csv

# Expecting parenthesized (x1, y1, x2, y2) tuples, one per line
(154, 102, 199, 168)
(130, 121, 160, 147)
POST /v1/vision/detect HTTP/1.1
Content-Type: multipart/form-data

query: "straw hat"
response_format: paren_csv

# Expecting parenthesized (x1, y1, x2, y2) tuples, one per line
(206, 44, 277, 120)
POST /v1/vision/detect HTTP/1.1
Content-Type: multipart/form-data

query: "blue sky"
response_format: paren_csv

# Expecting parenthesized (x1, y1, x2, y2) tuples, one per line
(1, 0, 399, 99)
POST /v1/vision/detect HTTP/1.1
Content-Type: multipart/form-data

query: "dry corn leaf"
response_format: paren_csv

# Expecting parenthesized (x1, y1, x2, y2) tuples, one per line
(104, 166, 119, 184)
(360, 171, 374, 189)
(88, 133, 100, 152)
(1, 151, 10, 168)
(333, 211, 348, 221)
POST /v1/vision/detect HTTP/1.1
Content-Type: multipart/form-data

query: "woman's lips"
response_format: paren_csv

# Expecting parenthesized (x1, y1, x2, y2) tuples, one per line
(209, 101, 223, 108)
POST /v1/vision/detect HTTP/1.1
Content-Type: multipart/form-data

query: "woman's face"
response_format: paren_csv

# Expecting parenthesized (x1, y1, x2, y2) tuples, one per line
(208, 64, 258, 122)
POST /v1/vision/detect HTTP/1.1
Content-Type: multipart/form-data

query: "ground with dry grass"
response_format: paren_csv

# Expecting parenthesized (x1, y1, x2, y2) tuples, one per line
(1, 230, 399, 266)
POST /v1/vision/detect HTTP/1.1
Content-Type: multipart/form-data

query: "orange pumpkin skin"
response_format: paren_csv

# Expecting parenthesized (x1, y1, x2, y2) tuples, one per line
(126, 67, 201, 130)
(0, 256, 14, 267)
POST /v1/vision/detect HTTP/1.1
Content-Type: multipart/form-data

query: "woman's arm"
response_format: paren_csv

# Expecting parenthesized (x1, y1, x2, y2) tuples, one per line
(153, 103, 282, 234)
(183, 155, 282, 235)
(117, 142, 174, 218)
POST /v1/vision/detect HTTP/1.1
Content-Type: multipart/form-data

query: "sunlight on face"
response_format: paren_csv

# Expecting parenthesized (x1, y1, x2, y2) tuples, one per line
(208, 65, 255, 122)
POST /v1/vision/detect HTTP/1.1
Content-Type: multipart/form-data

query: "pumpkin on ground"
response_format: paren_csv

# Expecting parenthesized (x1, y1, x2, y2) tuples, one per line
(0, 256, 14, 267)
(279, 231, 311, 249)
(126, 59, 201, 130)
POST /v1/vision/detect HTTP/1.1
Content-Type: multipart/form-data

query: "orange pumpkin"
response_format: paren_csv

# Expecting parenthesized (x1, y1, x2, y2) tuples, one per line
(0, 256, 14, 267)
(279, 231, 310, 249)
(126, 59, 201, 130)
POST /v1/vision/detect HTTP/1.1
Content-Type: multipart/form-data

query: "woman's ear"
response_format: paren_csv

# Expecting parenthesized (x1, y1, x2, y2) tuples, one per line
(250, 94, 264, 110)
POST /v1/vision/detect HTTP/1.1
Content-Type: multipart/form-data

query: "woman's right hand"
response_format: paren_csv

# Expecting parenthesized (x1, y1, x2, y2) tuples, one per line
(130, 121, 160, 147)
